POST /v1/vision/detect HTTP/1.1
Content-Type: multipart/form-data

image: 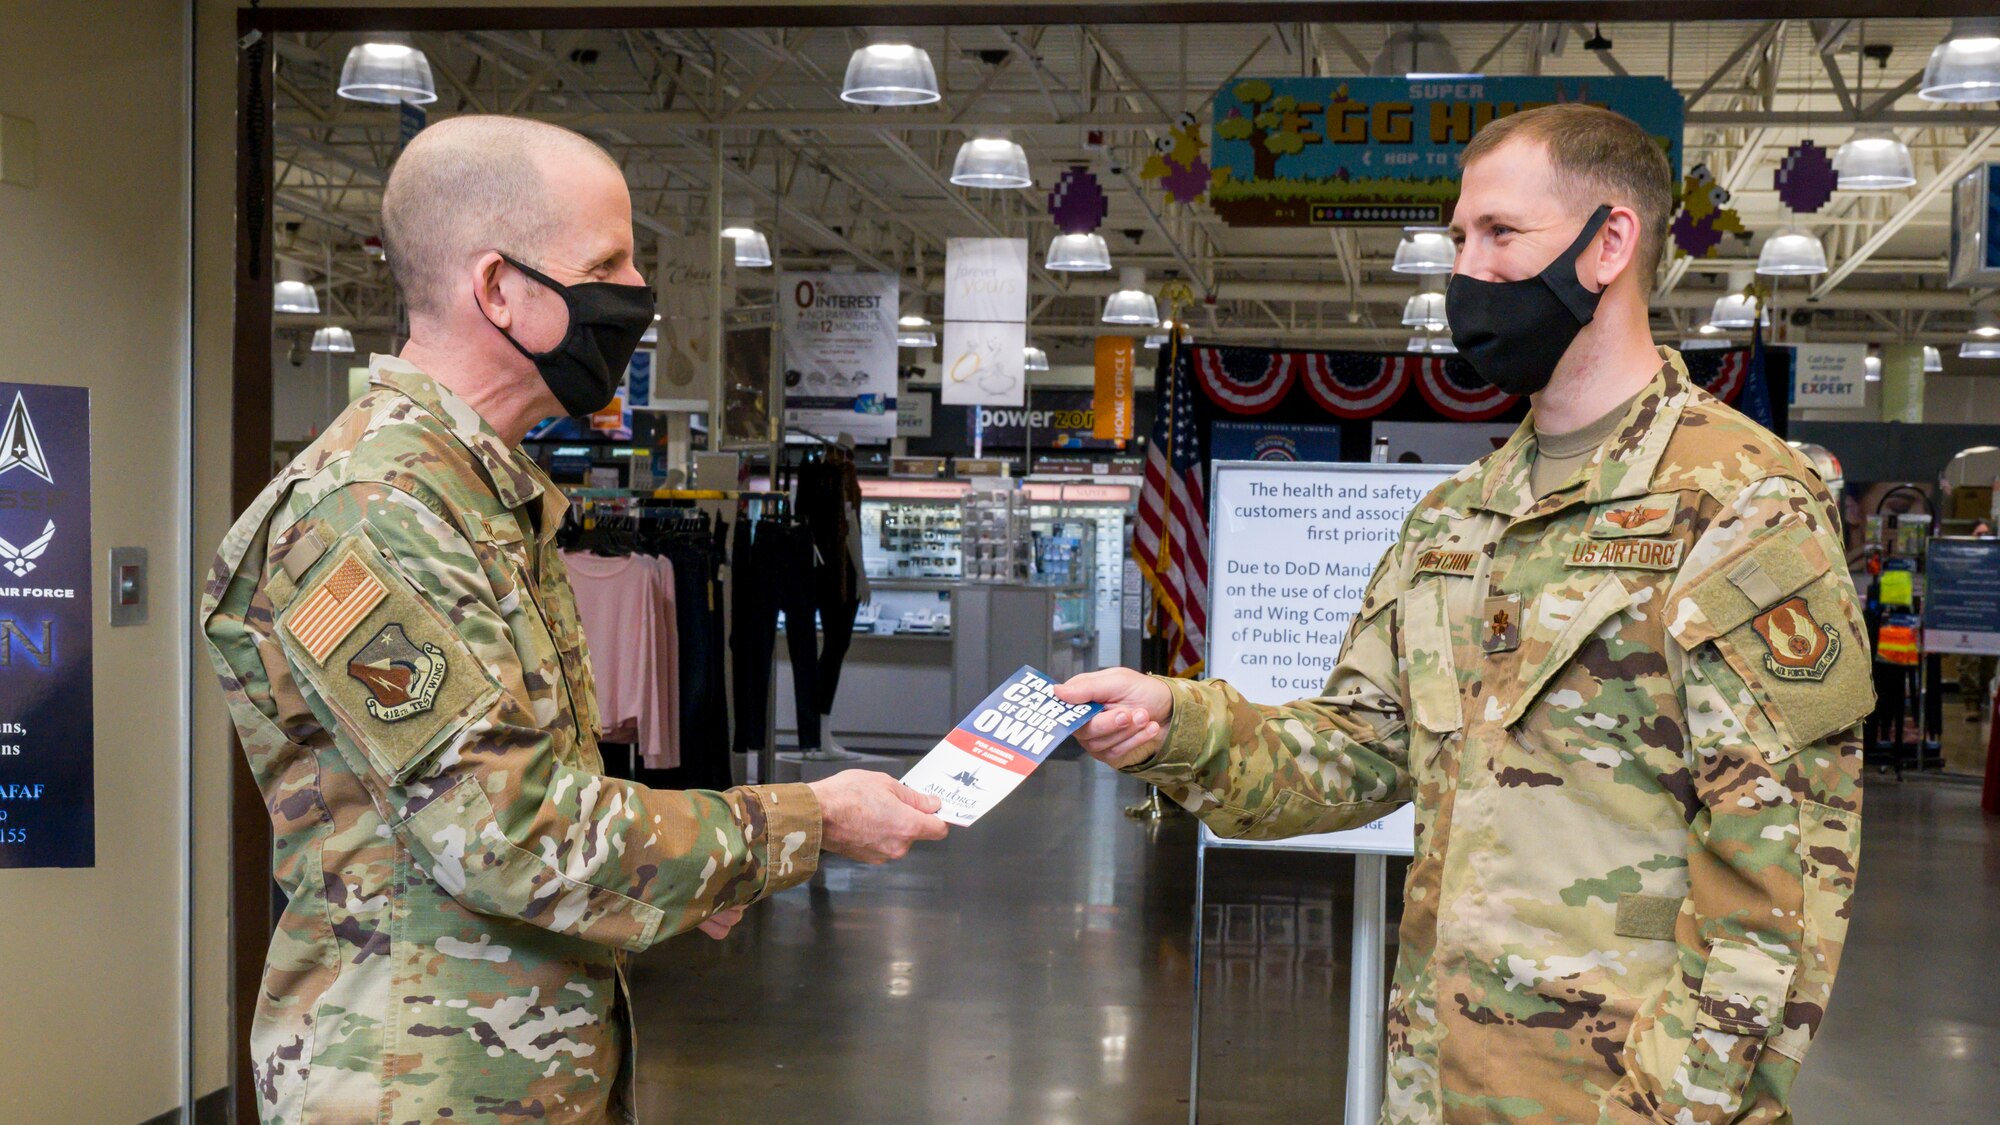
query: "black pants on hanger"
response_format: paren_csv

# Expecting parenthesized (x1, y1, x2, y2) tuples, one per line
(732, 521, 827, 751)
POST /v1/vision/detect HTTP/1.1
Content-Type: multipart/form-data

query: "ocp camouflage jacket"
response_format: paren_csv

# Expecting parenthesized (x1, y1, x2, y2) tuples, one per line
(202, 356, 821, 1124)
(1132, 349, 1866, 1125)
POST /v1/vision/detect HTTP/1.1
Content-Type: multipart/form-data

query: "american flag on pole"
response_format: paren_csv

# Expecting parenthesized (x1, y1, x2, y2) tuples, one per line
(1135, 344, 1208, 676)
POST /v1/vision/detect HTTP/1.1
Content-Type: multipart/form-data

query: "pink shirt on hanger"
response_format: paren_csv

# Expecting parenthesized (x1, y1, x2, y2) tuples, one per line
(561, 551, 680, 769)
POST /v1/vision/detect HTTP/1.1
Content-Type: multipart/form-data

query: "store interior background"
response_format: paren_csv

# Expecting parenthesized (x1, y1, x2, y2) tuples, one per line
(5, 6, 2000, 1124)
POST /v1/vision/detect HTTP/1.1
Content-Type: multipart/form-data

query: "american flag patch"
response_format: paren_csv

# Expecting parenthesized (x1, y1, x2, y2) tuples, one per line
(285, 551, 387, 664)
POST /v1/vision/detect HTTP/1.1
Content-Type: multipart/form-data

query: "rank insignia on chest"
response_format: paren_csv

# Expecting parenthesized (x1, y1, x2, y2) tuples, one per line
(1482, 595, 1521, 654)
(348, 623, 448, 721)
(1751, 596, 1840, 681)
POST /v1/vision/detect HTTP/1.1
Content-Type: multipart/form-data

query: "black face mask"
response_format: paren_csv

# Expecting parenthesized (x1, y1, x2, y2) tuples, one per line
(1446, 204, 1612, 397)
(480, 254, 655, 417)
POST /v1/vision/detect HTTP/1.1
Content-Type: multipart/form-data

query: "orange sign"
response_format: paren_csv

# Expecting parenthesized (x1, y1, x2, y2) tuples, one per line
(1093, 337, 1135, 441)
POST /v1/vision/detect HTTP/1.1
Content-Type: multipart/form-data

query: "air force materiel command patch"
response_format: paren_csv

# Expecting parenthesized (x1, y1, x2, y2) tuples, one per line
(1752, 596, 1840, 681)
(348, 623, 447, 721)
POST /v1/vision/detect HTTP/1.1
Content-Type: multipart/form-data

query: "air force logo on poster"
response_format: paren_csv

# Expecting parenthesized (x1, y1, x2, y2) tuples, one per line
(0, 383, 95, 869)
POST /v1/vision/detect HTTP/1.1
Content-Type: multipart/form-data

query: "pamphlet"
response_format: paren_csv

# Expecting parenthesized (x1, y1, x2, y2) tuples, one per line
(901, 665, 1101, 826)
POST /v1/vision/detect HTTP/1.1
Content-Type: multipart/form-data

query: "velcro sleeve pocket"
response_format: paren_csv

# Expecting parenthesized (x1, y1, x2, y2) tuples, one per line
(277, 533, 503, 783)
(1668, 519, 1872, 751)
(1399, 578, 1461, 733)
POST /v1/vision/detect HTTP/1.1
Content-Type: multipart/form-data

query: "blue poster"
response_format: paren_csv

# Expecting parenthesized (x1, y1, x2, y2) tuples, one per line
(1210, 76, 1684, 227)
(1211, 420, 1343, 463)
(1924, 537, 2000, 656)
(0, 383, 94, 868)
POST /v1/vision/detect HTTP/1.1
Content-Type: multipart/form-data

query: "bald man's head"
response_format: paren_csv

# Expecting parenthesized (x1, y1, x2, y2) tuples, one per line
(381, 116, 624, 318)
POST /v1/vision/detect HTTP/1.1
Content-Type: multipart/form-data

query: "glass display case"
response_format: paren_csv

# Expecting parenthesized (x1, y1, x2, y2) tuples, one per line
(960, 488, 1032, 583)
(862, 500, 962, 579)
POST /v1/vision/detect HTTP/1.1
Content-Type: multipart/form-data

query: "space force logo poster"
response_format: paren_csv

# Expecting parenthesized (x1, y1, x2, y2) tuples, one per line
(779, 271, 899, 443)
(0, 383, 94, 868)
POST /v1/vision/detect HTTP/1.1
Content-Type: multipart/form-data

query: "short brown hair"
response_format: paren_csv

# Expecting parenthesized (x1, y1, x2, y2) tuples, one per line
(1460, 103, 1674, 285)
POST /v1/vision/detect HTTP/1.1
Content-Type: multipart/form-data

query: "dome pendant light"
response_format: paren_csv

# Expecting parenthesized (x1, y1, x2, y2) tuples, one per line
(1756, 229, 1828, 277)
(897, 311, 937, 350)
(310, 326, 355, 353)
(1924, 345, 1945, 372)
(1369, 23, 1478, 80)
(1101, 268, 1160, 327)
(1919, 18, 2000, 104)
(1400, 290, 1448, 331)
(1832, 128, 1917, 190)
(274, 262, 320, 315)
(1045, 232, 1112, 272)
(1023, 346, 1050, 372)
(841, 42, 941, 107)
(337, 39, 438, 105)
(1391, 227, 1456, 274)
(951, 136, 1032, 189)
(1965, 319, 2000, 360)
(721, 222, 773, 268)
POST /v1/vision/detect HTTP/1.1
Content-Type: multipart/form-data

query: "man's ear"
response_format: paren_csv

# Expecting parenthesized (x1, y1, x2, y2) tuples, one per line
(471, 251, 510, 328)
(1595, 206, 1643, 289)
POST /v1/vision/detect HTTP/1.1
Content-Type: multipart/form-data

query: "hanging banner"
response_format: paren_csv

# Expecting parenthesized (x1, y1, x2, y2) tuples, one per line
(1210, 76, 1684, 227)
(941, 321, 1026, 407)
(944, 237, 1029, 323)
(942, 238, 1030, 408)
(968, 389, 1124, 451)
(717, 325, 778, 450)
(1792, 343, 1867, 409)
(1092, 336, 1136, 440)
(1210, 420, 1343, 462)
(780, 271, 899, 443)
(650, 232, 735, 412)
(0, 384, 94, 869)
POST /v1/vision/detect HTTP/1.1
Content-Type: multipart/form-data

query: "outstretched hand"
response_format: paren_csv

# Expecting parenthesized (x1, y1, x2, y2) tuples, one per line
(1054, 668, 1173, 769)
(808, 769, 951, 864)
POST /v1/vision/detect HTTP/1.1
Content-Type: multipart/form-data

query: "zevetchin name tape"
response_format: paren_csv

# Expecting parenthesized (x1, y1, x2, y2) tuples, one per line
(901, 665, 1102, 827)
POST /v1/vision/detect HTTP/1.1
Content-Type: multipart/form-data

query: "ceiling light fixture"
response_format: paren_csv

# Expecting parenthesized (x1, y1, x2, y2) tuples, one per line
(1370, 24, 1479, 80)
(721, 223, 772, 268)
(841, 42, 941, 107)
(896, 313, 937, 350)
(1101, 268, 1160, 327)
(1023, 346, 1050, 372)
(274, 263, 319, 314)
(1864, 354, 1883, 382)
(1401, 290, 1448, 331)
(1391, 227, 1456, 275)
(1919, 18, 2000, 104)
(1045, 232, 1113, 272)
(950, 136, 1032, 189)
(1924, 345, 1945, 372)
(310, 326, 355, 354)
(337, 39, 439, 105)
(1832, 128, 1918, 190)
(1756, 229, 1829, 276)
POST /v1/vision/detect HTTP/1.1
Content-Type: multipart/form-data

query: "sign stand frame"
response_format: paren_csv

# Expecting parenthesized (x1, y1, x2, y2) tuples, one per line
(1185, 460, 1452, 1123)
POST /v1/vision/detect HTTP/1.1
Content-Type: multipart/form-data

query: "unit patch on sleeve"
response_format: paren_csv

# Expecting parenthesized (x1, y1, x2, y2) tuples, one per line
(1751, 596, 1841, 682)
(348, 623, 448, 721)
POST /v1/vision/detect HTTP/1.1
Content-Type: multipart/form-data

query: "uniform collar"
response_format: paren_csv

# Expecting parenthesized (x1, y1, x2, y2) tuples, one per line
(1473, 346, 1693, 520)
(367, 354, 568, 537)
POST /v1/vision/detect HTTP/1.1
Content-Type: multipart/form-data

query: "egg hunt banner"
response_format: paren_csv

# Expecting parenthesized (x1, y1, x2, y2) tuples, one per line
(901, 665, 1101, 827)
(1210, 76, 1683, 227)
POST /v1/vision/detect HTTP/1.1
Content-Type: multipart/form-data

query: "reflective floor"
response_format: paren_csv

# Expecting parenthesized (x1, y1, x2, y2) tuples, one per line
(631, 758, 1998, 1123)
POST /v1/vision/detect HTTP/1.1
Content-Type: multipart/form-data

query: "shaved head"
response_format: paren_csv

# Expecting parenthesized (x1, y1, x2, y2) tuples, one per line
(382, 115, 623, 318)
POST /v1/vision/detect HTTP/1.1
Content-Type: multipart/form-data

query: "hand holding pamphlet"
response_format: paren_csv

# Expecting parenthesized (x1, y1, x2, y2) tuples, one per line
(901, 665, 1102, 826)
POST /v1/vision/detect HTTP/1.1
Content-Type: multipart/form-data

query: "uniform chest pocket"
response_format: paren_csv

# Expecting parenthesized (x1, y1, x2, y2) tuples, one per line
(1497, 574, 1635, 728)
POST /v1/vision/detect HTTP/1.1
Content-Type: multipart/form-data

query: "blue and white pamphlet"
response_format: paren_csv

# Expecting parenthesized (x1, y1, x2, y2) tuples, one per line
(901, 665, 1102, 826)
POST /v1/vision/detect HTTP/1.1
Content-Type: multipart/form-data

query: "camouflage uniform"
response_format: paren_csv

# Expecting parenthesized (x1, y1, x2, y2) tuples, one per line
(1132, 350, 1866, 1124)
(202, 356, 822, 1124)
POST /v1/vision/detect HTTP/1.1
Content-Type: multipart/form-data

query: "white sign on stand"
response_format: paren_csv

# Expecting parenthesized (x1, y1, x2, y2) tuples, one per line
(1792, 343, 1868, 409)
(1188, 460, 1453, 1125)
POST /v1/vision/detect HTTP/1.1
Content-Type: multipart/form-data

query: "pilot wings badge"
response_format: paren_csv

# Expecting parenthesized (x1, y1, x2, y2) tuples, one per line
(0, 520, 56, 577)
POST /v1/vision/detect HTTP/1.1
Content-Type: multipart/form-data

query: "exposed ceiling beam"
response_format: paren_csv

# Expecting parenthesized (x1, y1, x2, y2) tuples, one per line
(1809, 126, 2000, 300)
